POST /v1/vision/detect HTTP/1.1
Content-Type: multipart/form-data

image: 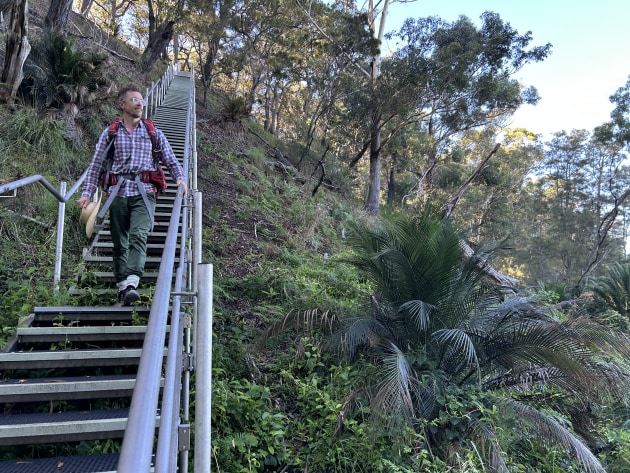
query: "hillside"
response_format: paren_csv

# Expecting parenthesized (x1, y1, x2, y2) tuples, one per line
(4, 4, 630, 472)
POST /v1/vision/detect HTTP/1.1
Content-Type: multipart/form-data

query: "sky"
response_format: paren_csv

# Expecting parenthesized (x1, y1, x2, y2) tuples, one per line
(383, 0, 630, 139)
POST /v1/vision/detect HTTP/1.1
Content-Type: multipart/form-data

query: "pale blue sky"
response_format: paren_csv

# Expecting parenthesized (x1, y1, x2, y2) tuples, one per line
(384, 0, 630, 138)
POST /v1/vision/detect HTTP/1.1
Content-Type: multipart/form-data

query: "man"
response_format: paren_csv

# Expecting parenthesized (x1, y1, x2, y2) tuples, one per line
(77, 84, 188, 306)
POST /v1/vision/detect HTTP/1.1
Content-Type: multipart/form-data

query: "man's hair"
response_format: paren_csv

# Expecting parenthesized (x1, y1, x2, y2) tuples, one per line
(118, 84, 142, 101)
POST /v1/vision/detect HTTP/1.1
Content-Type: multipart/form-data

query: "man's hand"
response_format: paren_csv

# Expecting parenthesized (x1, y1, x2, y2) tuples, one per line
(176, 179, 188, 197)
(77, 196, 91, 209)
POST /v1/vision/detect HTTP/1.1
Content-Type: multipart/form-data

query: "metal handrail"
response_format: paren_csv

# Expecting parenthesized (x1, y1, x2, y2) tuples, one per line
(118, 67, 200, 473)
(145, 63, 181, 118)
(0, 62, 207, 473)
(155, 70, 195, 472)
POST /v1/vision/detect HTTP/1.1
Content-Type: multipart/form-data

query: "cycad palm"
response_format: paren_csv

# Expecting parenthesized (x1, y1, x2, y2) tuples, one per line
(265, 211, 630, 472)
(23, 28, 112, 109)
(592, 262, 630, 320)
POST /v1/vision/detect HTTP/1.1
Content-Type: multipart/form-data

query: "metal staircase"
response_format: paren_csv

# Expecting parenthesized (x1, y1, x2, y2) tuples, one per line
(0, 66, 212, 472)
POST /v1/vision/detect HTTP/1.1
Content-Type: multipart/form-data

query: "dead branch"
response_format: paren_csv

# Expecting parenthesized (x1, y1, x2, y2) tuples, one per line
(443, 143, 500, 218)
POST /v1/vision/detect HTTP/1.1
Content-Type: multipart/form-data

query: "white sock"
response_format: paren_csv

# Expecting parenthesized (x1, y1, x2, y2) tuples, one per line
(117, 279, 128, 291)
(127, 274, 140, 289)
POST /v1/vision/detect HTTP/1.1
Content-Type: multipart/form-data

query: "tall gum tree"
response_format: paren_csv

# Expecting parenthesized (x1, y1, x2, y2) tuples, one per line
(347, 12, 550, 214)
(1, 0, 30, 102)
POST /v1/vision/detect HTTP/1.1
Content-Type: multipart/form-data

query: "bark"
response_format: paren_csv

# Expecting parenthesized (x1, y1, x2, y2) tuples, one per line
(1, 0, 30, 103)
(45, 0, 73, 32)
(141, 20, 175, 72)
(364, 108, 382, 214)
(361, 0, 390, 215)
(79, 0, 94, 16)
(386, 153, 397, 207)
(460, 239, 520, 289)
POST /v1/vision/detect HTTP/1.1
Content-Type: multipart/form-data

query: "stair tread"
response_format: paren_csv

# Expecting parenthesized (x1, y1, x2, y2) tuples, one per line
(0, 409, 136, 445)
(1, 373, 135, 387)
(18, 326, 151, 335)
(0, 453, 120, 473)
(33, 306, 149, 315)
(0, 374, 137, 399)
(0, 348, 144, 361)
(0, 408, 130, 427)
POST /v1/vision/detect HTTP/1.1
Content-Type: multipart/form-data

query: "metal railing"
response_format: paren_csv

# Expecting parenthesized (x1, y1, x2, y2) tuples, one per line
(119, 67, 192, 472)
(0, 62, 212, 472)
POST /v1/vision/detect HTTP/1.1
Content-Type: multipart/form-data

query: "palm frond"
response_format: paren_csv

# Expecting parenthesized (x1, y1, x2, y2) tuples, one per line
(372, 342, 416, 430)
(398, 299, 435, 331)
(591, 262, 630, 317)
(468, 417, 509, 473)
(432, 328, 480, 381)
(257, 309, 337, 348)
(338, 316, 383, 357)
(500, 398, 607, 473)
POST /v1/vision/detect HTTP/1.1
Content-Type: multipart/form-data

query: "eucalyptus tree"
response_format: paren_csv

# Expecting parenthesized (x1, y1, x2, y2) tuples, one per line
(342, 13, 550, 214)
(45, 0, 73, 33)
(522, 130, 629, 286)
(144, 0, 182, 71)
(263, 211, 630, 471)
(183, 0, 237, 106)
(1, 0, 29, 102)
(79, 0, 135, 37)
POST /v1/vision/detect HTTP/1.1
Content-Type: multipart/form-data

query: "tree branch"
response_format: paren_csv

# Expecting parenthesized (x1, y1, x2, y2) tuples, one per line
(442, 143, 500, 218)
(578, 187, 630, 286)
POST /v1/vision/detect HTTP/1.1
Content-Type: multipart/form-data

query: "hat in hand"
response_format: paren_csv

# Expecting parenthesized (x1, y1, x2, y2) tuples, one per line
(79, 196, 101, 238)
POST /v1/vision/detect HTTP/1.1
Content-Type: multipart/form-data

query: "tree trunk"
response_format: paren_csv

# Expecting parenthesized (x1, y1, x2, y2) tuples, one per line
(200, 38, 218, 107)
(172, 32, 179, 63)
(362, 0, 390, 215)
(270, 81, 280, 136)
(79, 0, 93, 16)
(1, 0, 30, 103)
(141, 20, 175, 72)
(386, 152, 397, 207)
(45, 0, 72, 32)
(364, 107, 382, 214)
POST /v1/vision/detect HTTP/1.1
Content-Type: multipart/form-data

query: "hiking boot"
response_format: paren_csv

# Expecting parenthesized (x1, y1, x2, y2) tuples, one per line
(123, 286, 140, 306)
(115, 289, 126, 307)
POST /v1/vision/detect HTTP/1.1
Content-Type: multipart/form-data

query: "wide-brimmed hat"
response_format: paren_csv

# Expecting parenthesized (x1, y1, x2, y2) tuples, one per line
(79, 196, 101, 238)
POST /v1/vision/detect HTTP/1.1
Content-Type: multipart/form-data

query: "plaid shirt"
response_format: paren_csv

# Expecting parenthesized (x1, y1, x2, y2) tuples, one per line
(81, 120, 185, 198)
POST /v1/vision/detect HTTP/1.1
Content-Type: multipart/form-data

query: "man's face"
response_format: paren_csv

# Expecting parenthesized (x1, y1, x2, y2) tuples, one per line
(119, 91, 144, 119)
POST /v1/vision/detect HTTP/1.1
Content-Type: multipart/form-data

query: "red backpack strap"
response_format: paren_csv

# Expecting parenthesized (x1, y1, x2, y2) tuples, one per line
(108, 117, 124, 139)
(141, 117, 163, 165)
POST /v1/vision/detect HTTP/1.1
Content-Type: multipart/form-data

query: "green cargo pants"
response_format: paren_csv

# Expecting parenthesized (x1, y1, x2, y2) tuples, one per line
(109, 193, 156, 285)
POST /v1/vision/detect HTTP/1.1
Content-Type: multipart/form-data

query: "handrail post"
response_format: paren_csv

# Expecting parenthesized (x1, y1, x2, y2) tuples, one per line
(195, 263, 213, 473)
(53, 181, 67, 291)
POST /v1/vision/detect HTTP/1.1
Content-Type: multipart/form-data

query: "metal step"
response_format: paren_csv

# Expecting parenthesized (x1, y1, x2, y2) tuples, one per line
(94, 230, 174, 242)
(88, 241, 177, 255)
(0, 348, 154, 370)
(0, 408, 159, 445)
(0, 453, 122, 473)
(16, 325, 166, 343)
(0, 374, 139, 402)
(76, 271, 176, 284)
(32, 306, 144, 324)
(83, 254, 179, 265)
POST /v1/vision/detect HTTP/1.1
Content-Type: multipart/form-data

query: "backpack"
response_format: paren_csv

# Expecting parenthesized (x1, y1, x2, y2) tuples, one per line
(99, 117, 168, 197)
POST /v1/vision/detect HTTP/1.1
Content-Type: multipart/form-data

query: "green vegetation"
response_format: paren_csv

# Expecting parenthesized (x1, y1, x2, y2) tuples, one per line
(3, 3, 630, 472)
